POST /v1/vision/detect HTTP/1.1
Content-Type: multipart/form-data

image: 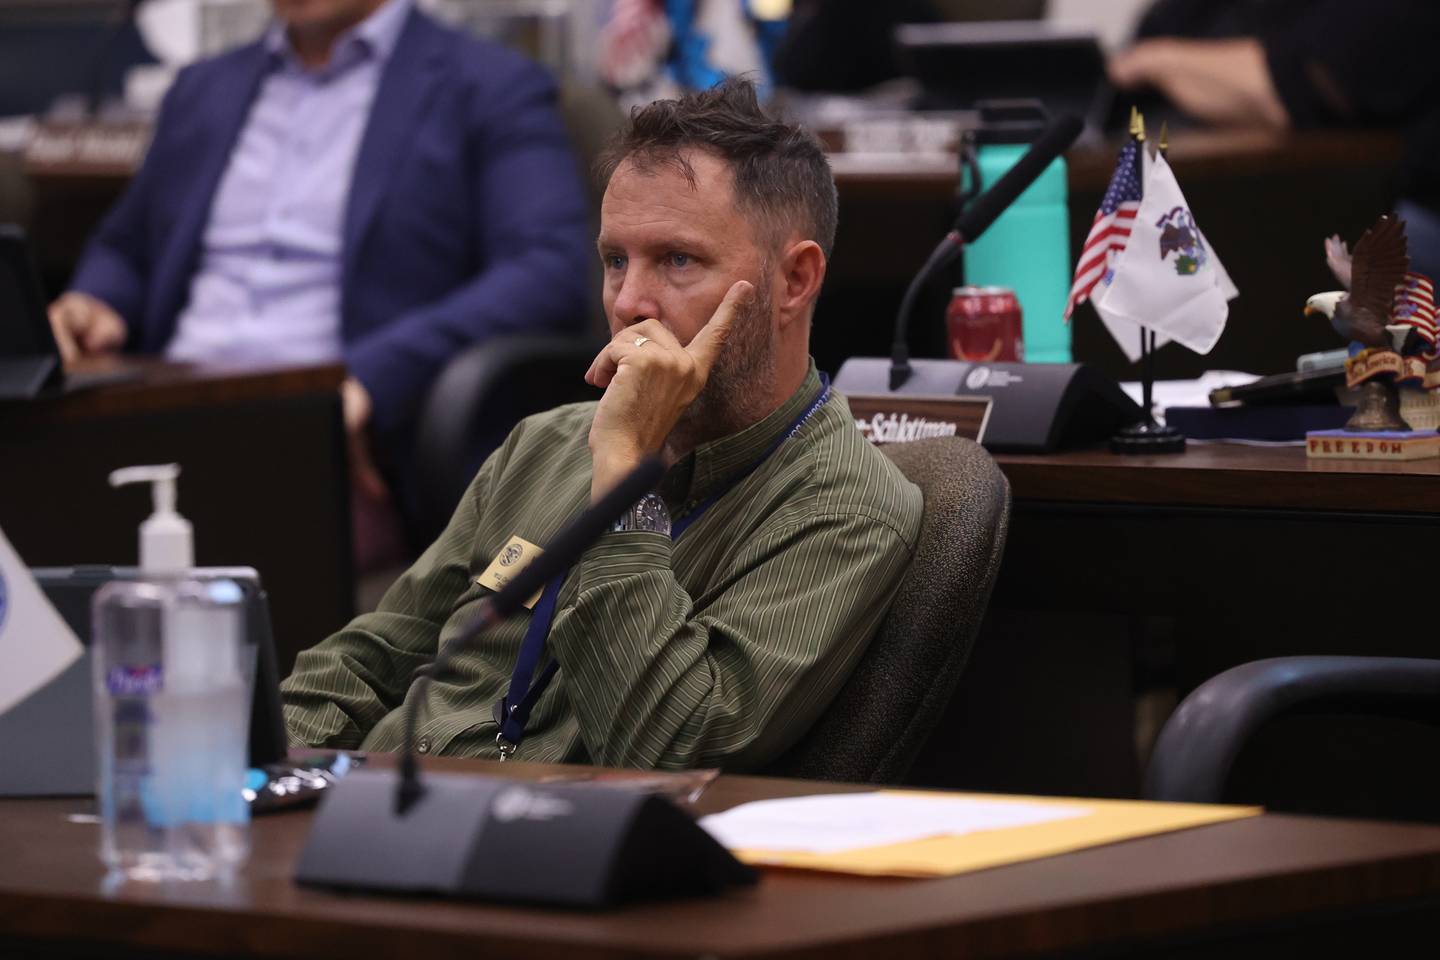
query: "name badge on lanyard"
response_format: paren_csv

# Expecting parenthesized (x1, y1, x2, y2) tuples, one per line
(474, 535, 546, 610)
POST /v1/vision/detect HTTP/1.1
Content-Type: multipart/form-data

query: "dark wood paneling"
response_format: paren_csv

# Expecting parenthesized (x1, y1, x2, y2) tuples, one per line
(0, 362, 353, 675)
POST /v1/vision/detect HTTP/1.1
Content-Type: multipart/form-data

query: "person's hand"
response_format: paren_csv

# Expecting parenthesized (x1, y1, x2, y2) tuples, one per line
(1107, 38, 1289, 130)
(47, 292, 127, 366)
(341, 376, 390, 503)
(585, 280, 752, 500)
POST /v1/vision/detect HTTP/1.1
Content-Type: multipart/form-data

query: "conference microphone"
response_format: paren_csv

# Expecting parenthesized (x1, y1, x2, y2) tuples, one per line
(395, 455, 666, 813)
(297, 451, 754, 905)
(889, 113, 1084, 390)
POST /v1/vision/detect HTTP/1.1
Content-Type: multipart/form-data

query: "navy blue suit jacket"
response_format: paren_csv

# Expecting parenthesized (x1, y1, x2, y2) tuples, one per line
(70, 9, 591, 446)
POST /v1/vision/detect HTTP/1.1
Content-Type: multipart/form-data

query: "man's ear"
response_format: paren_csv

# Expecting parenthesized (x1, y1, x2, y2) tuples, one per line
(775, 239, 826, 329)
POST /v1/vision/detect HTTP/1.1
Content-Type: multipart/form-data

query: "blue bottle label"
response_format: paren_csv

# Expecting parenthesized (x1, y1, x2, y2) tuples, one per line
(105, 665, 163, 696)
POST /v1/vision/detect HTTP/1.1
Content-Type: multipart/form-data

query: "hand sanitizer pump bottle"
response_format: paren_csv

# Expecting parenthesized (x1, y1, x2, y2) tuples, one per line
(92, 464, 250, 881)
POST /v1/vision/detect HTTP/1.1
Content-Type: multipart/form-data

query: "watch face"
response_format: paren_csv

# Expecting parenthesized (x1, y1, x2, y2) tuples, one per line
(615, 492, 671, 535)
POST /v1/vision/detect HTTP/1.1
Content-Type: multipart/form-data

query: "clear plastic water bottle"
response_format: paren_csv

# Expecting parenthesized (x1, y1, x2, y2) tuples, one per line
(92, 465, 250, 881)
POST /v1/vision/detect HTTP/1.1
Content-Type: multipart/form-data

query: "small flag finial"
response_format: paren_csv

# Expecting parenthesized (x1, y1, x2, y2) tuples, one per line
(1128, 105, 1141, 140)
(1159, 122, 1169, 156)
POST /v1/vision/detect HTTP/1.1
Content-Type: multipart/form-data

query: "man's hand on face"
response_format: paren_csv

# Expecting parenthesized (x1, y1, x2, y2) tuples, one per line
(47, 292, 127, 366)
(586, 279, 753, 501)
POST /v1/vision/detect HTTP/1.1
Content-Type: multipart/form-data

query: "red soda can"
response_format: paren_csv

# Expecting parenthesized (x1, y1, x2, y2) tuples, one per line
(947, 286, 1024, 363)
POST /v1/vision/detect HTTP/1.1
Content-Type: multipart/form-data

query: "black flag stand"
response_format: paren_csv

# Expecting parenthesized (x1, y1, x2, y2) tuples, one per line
(1110, 115, 1185, 455)
(1111, 327, 1185, 453)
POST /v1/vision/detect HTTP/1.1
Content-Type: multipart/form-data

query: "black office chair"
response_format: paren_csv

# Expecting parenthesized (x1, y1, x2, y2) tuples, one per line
(1145, 656, 1440, 819)
(409, 85, 621, 541)
(411, 335, 602, 542)
(764, 436, 1011, 784)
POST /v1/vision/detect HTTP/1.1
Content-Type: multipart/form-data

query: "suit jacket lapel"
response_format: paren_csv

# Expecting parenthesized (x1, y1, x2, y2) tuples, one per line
(341, 11, 450, 294)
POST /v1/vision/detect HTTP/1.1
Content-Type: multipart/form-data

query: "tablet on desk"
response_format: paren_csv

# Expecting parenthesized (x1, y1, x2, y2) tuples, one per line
(0, 225, 143, 400)
(0, 566, 288, 797)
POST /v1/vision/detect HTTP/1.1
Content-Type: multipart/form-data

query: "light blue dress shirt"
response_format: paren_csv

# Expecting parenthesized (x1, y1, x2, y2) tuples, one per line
(167, 0, 412, 366)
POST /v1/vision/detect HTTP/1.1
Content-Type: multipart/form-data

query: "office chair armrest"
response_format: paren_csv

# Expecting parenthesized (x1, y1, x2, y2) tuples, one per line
(1144, 656, 1440, 804)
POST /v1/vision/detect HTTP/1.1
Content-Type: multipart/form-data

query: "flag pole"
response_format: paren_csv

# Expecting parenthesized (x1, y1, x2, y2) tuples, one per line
(1151, 123, 1168, 369)
(1110, 109, 1186, 455)
(1133, 110, 1154, 425)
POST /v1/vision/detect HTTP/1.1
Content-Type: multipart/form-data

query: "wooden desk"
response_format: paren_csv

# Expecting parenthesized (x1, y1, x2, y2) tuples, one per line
(996, 442, 1440, 512)
(4, 757, 1440, 959)
(0, 361, 353, 675)
(910, 442, 1440, 802)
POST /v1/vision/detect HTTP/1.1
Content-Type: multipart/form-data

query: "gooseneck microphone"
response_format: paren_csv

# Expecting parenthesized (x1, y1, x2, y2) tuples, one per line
(395, 456, 666, 813)
(889, 113, 1085, 390)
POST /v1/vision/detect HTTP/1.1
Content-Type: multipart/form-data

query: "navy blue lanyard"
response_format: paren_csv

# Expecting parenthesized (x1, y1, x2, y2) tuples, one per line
(491, 375, 831, 758)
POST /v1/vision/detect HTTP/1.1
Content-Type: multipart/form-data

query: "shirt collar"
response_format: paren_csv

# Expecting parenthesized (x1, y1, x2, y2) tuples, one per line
(662, 360, 824, 515)
(265, 0, 413, 74)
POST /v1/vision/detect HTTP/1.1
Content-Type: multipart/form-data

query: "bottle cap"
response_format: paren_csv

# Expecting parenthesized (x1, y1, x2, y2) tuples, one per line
(109, 464, 193, 573)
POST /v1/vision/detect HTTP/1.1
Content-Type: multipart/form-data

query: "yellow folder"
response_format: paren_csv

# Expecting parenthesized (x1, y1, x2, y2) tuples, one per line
(728, 791, 1262, 878)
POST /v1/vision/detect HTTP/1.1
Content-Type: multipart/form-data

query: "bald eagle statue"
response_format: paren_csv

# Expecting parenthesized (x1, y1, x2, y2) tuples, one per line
(1305, 216, 1420, 354)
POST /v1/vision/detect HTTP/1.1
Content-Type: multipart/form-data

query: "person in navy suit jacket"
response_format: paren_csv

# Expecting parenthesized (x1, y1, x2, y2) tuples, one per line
(48, 0, 591, 556)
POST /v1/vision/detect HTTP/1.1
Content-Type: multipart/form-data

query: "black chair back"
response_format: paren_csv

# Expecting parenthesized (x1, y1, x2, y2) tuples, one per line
(765, 436, 1010, 783)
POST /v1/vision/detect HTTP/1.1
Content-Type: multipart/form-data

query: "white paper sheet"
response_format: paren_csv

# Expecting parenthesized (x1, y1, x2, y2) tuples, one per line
(0, 525, 82, 715)
(699, 792, 1090, 855)
(1120, 370, 1261, 422)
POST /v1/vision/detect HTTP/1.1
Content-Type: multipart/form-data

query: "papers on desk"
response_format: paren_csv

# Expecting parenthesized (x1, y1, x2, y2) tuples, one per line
(1120, 370, 1260, 422)
(700, 792, 1088, 855)
(700, 790, 1261, 878)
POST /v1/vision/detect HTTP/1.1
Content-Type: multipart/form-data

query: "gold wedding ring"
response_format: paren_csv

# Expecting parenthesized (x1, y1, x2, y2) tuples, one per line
(633, 335, 652, 347)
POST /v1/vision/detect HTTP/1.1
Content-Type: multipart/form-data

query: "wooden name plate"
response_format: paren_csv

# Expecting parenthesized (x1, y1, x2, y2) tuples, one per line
(847, 393, 992, 445)
(1305, 429, 1440, 461)
(22, 121, 151, 178)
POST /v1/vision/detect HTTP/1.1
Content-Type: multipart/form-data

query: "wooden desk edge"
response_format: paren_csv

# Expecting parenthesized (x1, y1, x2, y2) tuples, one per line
(995, 447, 1440, 515)
(0, 362, 347, 422)
(6, 760, 1440, 959)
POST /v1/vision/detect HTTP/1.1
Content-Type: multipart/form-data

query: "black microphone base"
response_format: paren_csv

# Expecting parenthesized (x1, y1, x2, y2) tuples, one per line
(295, 768, 756, 906)
(1110, 421, 1187, 455)
(836, 357, 1141, 453)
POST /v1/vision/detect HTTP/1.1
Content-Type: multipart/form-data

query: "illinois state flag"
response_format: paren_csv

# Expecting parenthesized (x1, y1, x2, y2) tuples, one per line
(1092, 150, 1237, 362)
(0, 524, 81, 715)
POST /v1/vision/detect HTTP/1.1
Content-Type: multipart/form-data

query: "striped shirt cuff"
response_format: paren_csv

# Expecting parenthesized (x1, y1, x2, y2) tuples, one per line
(576, 529, 674, 589)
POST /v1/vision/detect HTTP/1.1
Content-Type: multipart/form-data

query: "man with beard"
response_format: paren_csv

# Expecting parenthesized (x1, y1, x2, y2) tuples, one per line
(281, 78, 923, 769)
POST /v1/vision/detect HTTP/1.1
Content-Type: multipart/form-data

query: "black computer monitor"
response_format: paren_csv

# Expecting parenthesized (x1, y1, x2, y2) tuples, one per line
(0, 224, 64, 396)
(895, 20, 1110, 126)
(0, 225, 142, 399)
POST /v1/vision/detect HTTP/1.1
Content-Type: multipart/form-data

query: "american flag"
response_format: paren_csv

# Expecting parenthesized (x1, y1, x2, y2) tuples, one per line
(1065, 139, 1143, 320)
(1392, 272, 1437, 345)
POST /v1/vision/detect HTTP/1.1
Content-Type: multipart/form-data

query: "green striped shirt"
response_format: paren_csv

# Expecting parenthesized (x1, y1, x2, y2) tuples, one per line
(282, 363, 922, 769)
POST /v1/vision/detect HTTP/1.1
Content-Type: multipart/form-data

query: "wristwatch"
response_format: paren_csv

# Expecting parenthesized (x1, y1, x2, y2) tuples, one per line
(610, 492, 671, 535)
